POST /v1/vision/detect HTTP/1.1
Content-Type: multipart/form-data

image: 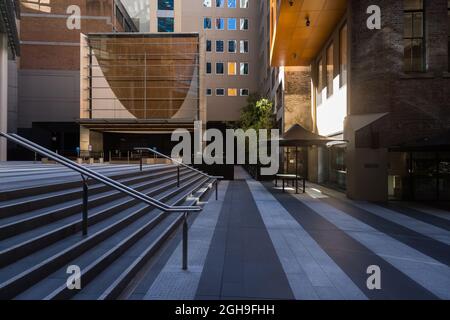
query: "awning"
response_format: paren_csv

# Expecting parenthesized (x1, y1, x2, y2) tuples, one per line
(273, 124, 344, 147)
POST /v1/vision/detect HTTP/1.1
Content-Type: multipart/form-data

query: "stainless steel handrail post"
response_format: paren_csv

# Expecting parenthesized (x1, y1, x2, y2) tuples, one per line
(182, 212, 188, 270)
(81, 175, 89, 236)
(134, 147, 223, 200)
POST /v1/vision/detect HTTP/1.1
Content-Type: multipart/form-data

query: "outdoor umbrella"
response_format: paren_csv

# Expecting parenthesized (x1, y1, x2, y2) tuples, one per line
(268, 124, 346, 192)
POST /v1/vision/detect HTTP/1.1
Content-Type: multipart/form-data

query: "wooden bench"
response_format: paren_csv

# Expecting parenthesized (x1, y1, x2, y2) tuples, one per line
(275, 174, 306, 194)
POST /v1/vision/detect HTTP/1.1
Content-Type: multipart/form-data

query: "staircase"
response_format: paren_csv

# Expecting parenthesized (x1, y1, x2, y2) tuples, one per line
(0, 164, 215, 300)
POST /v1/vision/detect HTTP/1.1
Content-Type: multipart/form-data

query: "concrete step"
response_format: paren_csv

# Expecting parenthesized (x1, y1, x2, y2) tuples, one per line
(0, 165, 180, 218)
(0, 165, 171, 201)
(0, 168, 191, 240)
(0, 170, 198, 267)
(2, 175, 209, 299)
(98, 183, 213, 300)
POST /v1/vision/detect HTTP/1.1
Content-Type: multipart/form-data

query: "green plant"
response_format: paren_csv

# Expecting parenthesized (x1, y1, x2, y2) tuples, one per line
(239, 94, 274, 132)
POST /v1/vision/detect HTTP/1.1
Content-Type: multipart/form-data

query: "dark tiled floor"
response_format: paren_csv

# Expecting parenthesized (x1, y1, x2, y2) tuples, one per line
(264, 183, 438, 300)
(195, 181, 294, 300)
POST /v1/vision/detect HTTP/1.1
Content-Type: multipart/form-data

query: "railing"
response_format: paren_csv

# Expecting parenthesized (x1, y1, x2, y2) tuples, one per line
(1, 133, 209, 270)
(135, 147, 223, 201)
(0, 133, 201, 231)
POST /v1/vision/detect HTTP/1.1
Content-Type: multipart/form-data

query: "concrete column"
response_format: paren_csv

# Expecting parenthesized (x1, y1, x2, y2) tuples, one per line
(0, 35, 8, 161)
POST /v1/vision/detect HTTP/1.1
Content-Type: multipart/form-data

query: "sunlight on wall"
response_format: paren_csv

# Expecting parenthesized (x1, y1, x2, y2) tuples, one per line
(22, 0, 52, 13)
(316, 75, 346, 136)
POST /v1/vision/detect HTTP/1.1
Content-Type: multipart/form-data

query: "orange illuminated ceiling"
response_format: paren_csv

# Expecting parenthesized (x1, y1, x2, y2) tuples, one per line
(270, 0, 347, 66)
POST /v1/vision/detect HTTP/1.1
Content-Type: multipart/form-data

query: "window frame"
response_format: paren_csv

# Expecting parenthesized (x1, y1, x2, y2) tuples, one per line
(339, 23, 348, 88)
(240, 0, 249, 9)
(206, 62, 212, 74)
(157, 17, 174, 32)
(326, 43, 334, 98)
(228, 18, 237, 30)
(215, 40, 224, 52)
(216, 88, 225, 96)
(216, 62, 225, 75)
(228, 40, 237, 53)
(403, 0, 426, 73)
(240, 88, 249, 96)
(228, 62, 237, 75)
(206, 88, 213, 96)
(216, 0, 225, 8)
(228, 88, 238, 96)
(240, 40, 249, 53)
(240, 62, 249, 75)
(206, 40, 212, 52)
(228, 0, 236, 8)
(216, 18, 225, 30)
(203, 17, 212, 29)
(240, 18, 249, 30)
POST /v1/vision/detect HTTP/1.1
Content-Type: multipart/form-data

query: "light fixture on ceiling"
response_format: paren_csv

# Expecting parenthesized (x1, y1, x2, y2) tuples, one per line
(306, 16, 311, 27)
(289, 0, 294, 6)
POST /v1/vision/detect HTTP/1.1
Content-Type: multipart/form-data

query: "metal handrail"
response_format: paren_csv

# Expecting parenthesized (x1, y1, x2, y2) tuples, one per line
(135, 147, 223, 181)
(0, 133, 201, 213)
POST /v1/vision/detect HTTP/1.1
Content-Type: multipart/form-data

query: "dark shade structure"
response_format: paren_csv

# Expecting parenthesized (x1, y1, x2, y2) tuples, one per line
(277, 124, 341, 147)
(270, 125, 345, 188)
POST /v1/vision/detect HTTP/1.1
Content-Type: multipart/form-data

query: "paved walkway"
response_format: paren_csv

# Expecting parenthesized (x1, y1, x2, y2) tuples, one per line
(141, 167, 450, 300)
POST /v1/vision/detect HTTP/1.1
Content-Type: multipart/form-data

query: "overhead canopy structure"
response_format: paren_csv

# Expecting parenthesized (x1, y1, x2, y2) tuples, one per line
(275, 124, 342, 146)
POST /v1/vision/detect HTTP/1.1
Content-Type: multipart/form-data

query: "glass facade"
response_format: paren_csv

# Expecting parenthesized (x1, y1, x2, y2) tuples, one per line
(158, 17, 174, 32)
(388, 151, 450, 201)
(158, 0, 174, 10)
(84, 34, 200, 120)
(404, 0, 425, 72)
(326, 43, 334, 97)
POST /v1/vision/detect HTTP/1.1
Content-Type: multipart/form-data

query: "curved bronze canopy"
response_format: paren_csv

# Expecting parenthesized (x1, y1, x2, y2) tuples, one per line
(276, 124, 343, 147)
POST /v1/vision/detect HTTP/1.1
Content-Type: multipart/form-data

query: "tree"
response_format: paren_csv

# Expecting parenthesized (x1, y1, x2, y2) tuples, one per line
(239, 94, 274, 132)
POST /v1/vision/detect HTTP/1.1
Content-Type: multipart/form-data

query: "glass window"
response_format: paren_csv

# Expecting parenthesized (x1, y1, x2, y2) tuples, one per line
(240, 18, 249, 30)
(240, 62, 249, 75)
(203, 0, 212, 7)
(216, 88, 225, 96)
(240, 0, 249, 8)
(326, 43, 334, 97)
(206, 88, 212, 96)
(228, 0, 236, 8)
(228, 62, 237, 75)
(317, 58, 323, 106)
(240, 40, 249, 53)
(216, 62, 224, 74)
(404, 0, 425, 72)
(216, 0, 225, 8)
(204, 17, 212, 29)
(216, 18, 225, 30)
(206, 62, 212, 74)
(228, 88, 238, 96)
(206, 40, 212, 52)
(240, 88, 249, 96)
(158, 17, 174, 32)
(228, 40, 237, 53)
(339, 24, 348, 87)
(158, 0, 174, 10)
(228, 18, 237, 30)
(216, 40, 224, 52)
